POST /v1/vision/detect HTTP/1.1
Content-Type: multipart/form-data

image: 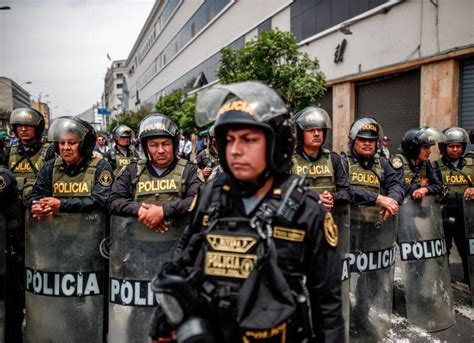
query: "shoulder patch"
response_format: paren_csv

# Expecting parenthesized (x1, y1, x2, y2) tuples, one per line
(324, 212, 338, 247)
(390, 156, 403, 169)
(99, 170, 113, 187)
(0, 175, 5, 190)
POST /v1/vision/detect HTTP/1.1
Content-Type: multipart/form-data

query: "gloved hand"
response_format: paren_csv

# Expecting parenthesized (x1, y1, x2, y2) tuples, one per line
(149, 306, 174, 341)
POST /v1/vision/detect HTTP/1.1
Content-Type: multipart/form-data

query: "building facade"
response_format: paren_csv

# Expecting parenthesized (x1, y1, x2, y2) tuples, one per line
(31, 100, 51, 130)
(124, 0, 474, 152)
(0, 77, 31, 130)
(103, 60, 127, 120)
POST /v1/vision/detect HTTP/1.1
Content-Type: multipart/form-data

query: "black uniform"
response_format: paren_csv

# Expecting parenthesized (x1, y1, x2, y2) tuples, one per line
(108, 158, 200, 218)
(395, 154, 442, 198)
(167, 173, 344, 343)
(28, 157, 113, 211)
(195, 147, 219, 169)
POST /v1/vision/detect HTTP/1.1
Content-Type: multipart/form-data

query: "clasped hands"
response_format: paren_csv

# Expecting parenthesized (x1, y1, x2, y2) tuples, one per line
(138, 203, 168, 234)
(31, 197, 61, 220)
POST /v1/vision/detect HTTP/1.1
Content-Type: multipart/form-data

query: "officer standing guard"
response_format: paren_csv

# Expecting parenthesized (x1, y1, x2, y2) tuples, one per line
(150, 81, 344, 343)
(107, 114, 200, 342)
(105, 124, 139, 174)
(196, 126, 221, 182)
(5, 107, 55, 342)
(394, 126, 454, 332)
(435, 127, 474, 286)
(26, 116, 113, 342)
(343, 118, 404, 340)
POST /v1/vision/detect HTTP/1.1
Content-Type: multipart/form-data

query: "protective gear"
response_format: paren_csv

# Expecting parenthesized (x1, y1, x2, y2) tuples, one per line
(112, 124, 135, 142)
(346, 152, 383, 194)
(292, 150, 335, 193)
(195, 81, 294, 175)
(397, 196, 454, 331)
(10, 107, 45, 139)
(463, 199, 474, 305)
(138, 114, 179, 159)
(294, 106, 331, 146)
(398, 126, 445, 159)
(25, 211, 106, 342)
(438, 127, 469, 155)
(48, 116, 97, 157)
(52, 157, 102, 197)
(348, 117, 382, 142)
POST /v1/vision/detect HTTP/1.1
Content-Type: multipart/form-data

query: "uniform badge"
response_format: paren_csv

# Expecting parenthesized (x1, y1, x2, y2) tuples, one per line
(324, 212, 338, 247)
(99, 170, 113, 187)
(391, 157, 403, 169)
(0, 176, 5, 190)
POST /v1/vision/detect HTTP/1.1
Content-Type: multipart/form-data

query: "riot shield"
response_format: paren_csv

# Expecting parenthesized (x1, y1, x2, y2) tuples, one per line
(25, 211, 106, 343)
(463, 199, 474, 306)
(333, 205, 350, 343)
(398, 196, 454, 331)
(0, 214, 5, 343)
(108, 215, 184, 343)
(349, 205, 397, 341)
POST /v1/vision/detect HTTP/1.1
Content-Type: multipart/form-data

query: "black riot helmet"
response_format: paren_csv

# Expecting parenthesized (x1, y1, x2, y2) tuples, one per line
(294, 106, 331, 146)
(112, 124, 135, 142)
(195, 81, 295, 177)
(48, 116, 97, 157)
(398, 126, 445, 159)
(438, 127, 469, 155)
(348, 117, 382, 152)
(138, 113, 179, 160)
(10, 107, 45, 140)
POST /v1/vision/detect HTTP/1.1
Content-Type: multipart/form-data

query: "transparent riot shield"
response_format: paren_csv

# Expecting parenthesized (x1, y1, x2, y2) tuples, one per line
(0, 214, 5, 343)
(25, 211, 106, 343)
(349, 205, 397, 341)
(398, 196, 454, 331)
(463, 199, 474, 306)
(333, 205, 350, 343)
(108, 215, 184, 343)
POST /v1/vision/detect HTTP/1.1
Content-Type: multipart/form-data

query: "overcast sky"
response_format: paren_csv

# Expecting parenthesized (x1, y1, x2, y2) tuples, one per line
(0, 0, 154, 118)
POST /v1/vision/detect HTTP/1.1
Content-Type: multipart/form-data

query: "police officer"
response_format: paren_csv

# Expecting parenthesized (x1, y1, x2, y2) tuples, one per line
(104, 124, 139, 174)
(195, 125, 221, 182)
(292, 106, 349, 209)
(150, 82, 343, 343)
(343, 118, 404, 338)
(436, 127, 473, 284)
(392, 127, 443, 199)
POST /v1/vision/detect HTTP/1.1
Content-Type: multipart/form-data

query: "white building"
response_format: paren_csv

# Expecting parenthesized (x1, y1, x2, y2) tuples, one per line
(125, 0, 474, 151)
(103, 60, 127, 120)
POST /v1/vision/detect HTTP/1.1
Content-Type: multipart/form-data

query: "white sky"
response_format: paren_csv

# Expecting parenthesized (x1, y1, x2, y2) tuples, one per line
(0, 0, 155, 118)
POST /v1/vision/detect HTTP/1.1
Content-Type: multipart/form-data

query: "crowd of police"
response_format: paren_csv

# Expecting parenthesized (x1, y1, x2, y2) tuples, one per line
(0, 80, 473, 342)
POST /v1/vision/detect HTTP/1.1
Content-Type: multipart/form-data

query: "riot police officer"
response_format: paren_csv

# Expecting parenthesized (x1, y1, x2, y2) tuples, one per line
(150, 82, 343, 343)
(392, 127, 443, 198)
(343, 118, 404, 339)
(436, 127, 473, 284)
(105, 124, 139, 174)
(107, 114, 201, 342)
(195, 125, 221, 182)
(292, 106, 349, 209)
(25, 116, 112, 342)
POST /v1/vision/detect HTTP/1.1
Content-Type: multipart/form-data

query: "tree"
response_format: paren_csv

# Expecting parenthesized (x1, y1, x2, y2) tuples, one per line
(217, 29, 327, 113)
(108, 105, 153, 133)
(155, 90, 196, 135)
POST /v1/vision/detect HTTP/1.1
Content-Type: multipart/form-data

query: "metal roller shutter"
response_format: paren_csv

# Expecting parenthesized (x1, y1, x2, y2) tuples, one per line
(460, 58, 474, 137)
(356, 69, 421, 153)
(319, 87, 333, 149)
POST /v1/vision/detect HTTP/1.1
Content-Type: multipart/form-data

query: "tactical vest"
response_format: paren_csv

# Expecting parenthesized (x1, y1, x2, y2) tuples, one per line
(112, 147, 137, 175)
(9, 143, 51, 200)
(52, 157, 100, 198)
(346, 153, 383, 194)
(291, 149, 335, 193)
(397, 154, 428, 187)
(438, 157, 473, 194)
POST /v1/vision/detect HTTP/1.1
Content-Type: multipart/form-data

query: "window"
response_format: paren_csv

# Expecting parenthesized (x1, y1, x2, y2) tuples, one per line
(291, 0, 388, 41)
(257, 18, 271, 35)
(116, 73, 124, 79)
(116, 84, 123, 89)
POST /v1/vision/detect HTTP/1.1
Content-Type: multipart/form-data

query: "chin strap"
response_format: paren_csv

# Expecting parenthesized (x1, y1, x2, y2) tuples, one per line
(232, 169, 272, 197)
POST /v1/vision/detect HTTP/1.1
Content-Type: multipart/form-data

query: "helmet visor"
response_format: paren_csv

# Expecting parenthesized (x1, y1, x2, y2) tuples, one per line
(418, 126, 445, 145)
(48, 117, 88, 142)
(138, 114, 178, 138)
(443, 127, 468, 145)
(349, 117, 383, 141)
(294, 107, 332, 130)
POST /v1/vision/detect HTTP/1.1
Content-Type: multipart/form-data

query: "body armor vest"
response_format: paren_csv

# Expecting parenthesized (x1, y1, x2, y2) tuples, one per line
(397, 153, 428, 187)
(112, 147, 137, 175)
(346, 153, 383, 194)
(52, 157, 100, 198)
(291, 149, 335, 193)
(9, 143, 50, 200)
(438, 157, 473, 198)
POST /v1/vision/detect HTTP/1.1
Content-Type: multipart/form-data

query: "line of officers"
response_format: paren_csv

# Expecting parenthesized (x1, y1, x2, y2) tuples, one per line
(0, 80, 472, 343)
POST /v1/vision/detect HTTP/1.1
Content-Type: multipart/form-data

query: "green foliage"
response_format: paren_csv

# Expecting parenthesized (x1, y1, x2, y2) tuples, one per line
(217, 29, 327, 113)
(108, 105, 153, 133)
(155, 91, 196, 135)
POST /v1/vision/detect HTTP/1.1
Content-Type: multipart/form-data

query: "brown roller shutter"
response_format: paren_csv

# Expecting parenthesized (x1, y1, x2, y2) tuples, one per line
(318, 87, 333, 149)
(460, 58, 474, 134)
(356, 69, 421, 153)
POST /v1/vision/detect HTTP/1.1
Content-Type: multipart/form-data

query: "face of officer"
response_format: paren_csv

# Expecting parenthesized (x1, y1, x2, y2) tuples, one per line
(353, 137, 377, 159)
(303, 128, 323, 154)
(16, 124, 36, 146)
(59, 132, 83, 166)
(446, 143, 463, 161)
(117, 136, 131, 149)
(226, 127, 267, 183)
(97, 136, 106, 147)
(416, 146, 431, 163)
(147, 137, 174, 168)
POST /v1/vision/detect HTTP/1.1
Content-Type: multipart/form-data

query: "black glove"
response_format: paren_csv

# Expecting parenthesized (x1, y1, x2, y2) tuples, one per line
(149, 305, 173, 340)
